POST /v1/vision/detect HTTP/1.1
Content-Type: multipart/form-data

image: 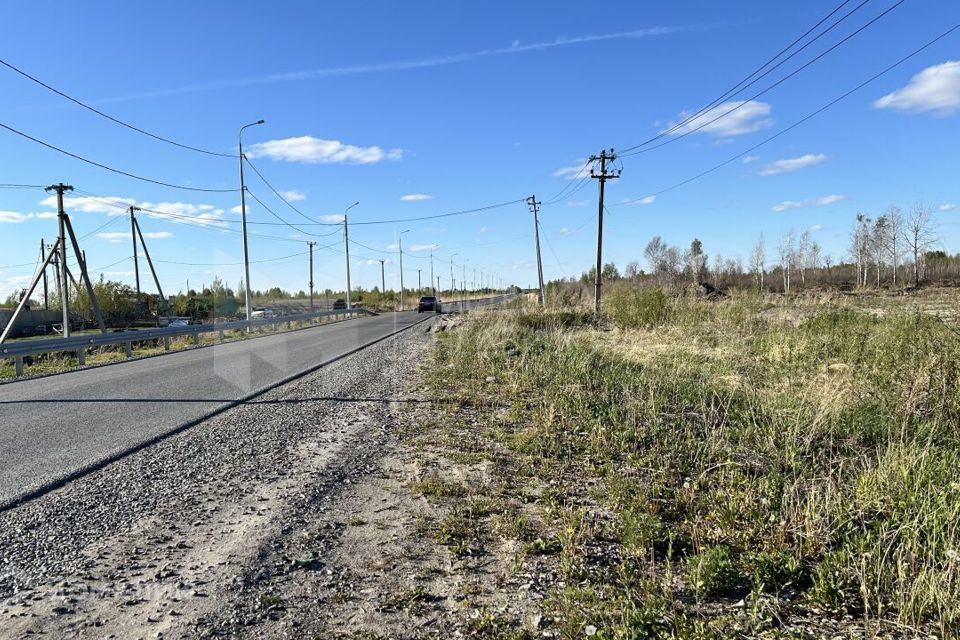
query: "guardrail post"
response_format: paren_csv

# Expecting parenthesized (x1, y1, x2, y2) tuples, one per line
(76, 349, 86, 365)
(219, 330, 224, 341)
(192, 332, 199, 345)
(163, 336, 170, 351)
(15, 355, 23, 377)
(124, 341, 132, 358)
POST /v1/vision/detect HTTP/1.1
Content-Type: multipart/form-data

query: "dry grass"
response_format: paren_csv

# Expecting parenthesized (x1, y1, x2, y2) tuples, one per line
(423, 287, 960, 638)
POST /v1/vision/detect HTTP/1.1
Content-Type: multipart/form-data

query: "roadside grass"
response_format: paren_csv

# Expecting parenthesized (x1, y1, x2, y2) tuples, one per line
(423, 288, 960, 638)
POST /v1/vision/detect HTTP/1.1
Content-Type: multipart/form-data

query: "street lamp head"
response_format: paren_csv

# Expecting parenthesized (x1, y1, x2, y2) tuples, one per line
(256, 119, 265, 125)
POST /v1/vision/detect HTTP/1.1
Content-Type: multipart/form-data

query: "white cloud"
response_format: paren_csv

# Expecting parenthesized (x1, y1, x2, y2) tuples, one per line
(808, 224, 823, 232)
(668, 100, 773, 137)
(40, 195, 228, 228)
(567, 200, 588, 207)
(400, 193, 433, 201)
(623, 195, 656, 206)
(479, 226, 489, 233)
(279, 189, 307, 202)
(940, 203, 957, 212)
(772, 194, 847, 212)
(229, 205, 243, 214)
(97, 231, 173, 244)
(320, 214, 345, 223)
(365, 258, 392, 266)
(742, 155, 760, 164)
(409, 243, 439, 252)
(0, 211, 31, 223)
(553, 159, 591, 180)
(874, 61, 960, 116)
(34, 211, 57, 219)
(246, 136, 403, 164)
(558, 227, 578, 237)
(759, 153, 828, 176)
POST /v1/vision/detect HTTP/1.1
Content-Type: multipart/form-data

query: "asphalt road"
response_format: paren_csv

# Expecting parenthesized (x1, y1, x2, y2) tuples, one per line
(0, 300, 502, 508)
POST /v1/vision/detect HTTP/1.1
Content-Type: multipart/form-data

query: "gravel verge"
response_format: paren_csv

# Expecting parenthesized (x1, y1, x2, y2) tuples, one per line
(0, 320, 434, 639)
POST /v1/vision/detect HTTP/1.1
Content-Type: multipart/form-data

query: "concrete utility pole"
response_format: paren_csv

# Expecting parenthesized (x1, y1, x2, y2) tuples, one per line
(39, 239, 48, 309)
(589, 149, 620, 313)
(449, 254, 457, 300)
(527, 195, 545, 305)
(238, 119, 265, 322)
(307, 241, 316, 312)
(417, 268, 422, 292)
(53, 184, 72, 336)
(436, 276, 441, 297)
(430, 248, 435, 295)
(131, 209, 168, 313)
(399, 230, 409, 311)
(461, 260, 467, 313)
(343, 201, 359, 308)
(379, 259, 386, 300)
(129, 206, 141, 303)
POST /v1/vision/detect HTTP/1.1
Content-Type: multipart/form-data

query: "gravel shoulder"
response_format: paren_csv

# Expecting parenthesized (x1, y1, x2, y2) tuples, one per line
(0, 314, 538, 639)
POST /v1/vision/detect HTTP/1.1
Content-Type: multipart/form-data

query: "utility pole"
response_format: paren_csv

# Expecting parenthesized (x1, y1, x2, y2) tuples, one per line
(461, 260, 467, 313)
(379, 259, 386, 300)
(39, 239, 48, 309)
(417, 268, 422, 292)
(430, 248, 435, 295)
(436, 276, 441, 297)
(52, 184, 72, 336)
(449, 255, 456, 301)
(399, 230, 409, 311)
(589, 149, 620, 313)
(527, 195, 545, 305)
(343, 201, 359, 308)
(307, 241, 316, 312)
(130, 206, 141, 304)
(238, 119, 264, 322)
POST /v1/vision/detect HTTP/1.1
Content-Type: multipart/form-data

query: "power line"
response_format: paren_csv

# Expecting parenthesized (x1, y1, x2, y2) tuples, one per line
(69, 190, 310, 244)
(0, 57, 236, 158)
(0, 183, 47, 189)
(633, 23, 960, 200)
(621, 0, 905, 158)
(350, 198, 525, 226)
(79, 214, 124, 240)
(242, 156, 334, 225)
(148, 249, 313, 267)
(244, 187, 338, 239)
(621, 0, 869, 153)
(0, 121, 239, 192)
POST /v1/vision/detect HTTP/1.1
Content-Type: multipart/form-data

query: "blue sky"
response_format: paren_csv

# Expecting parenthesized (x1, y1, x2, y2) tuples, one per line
(1, 0, 958, 298)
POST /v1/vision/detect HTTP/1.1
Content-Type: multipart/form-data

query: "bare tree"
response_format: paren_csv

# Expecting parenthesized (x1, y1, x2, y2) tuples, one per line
(883, 206, 904, 287)
(798, 231, 811, 287)
(685, 239, 707, 284)
(750, 235, 766, 290)
(871, 216, 888, 287)
(778, 230, 796, 293)
(850, 213, 871, 287)
(624, 260, 640, 280)
(903, 202, 938, 287)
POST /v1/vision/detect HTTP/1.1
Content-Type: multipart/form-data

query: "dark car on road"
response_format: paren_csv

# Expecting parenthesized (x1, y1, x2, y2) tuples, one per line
(332, 299, 347, 310)
(417, 296, 441, 313)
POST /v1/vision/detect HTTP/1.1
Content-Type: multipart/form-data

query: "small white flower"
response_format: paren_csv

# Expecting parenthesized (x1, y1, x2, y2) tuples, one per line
(585, 625, 598, 637)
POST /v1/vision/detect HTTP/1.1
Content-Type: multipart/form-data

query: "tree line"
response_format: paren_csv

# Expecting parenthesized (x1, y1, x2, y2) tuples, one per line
(556, 202, 953, 293)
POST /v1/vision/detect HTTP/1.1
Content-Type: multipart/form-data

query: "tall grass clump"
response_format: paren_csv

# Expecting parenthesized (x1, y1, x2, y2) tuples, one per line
(430, 294, 960, 637)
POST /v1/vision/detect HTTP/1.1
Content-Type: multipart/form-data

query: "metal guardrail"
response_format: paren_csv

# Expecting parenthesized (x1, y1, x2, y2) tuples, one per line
(0, 308, 371, 378)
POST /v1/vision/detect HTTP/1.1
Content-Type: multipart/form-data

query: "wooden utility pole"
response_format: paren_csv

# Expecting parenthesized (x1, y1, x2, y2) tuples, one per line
(589, 149, 620, 313)
(527, 195, 545, 305)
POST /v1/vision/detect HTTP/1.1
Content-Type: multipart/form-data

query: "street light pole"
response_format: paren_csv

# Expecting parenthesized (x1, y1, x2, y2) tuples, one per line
(449, 254, 457, 300)
(238, 119, 265, 322)
(343, 201, 359, 308)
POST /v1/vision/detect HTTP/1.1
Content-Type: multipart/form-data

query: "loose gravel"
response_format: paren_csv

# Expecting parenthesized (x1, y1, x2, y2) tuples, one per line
(0, 321, 434, 639)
